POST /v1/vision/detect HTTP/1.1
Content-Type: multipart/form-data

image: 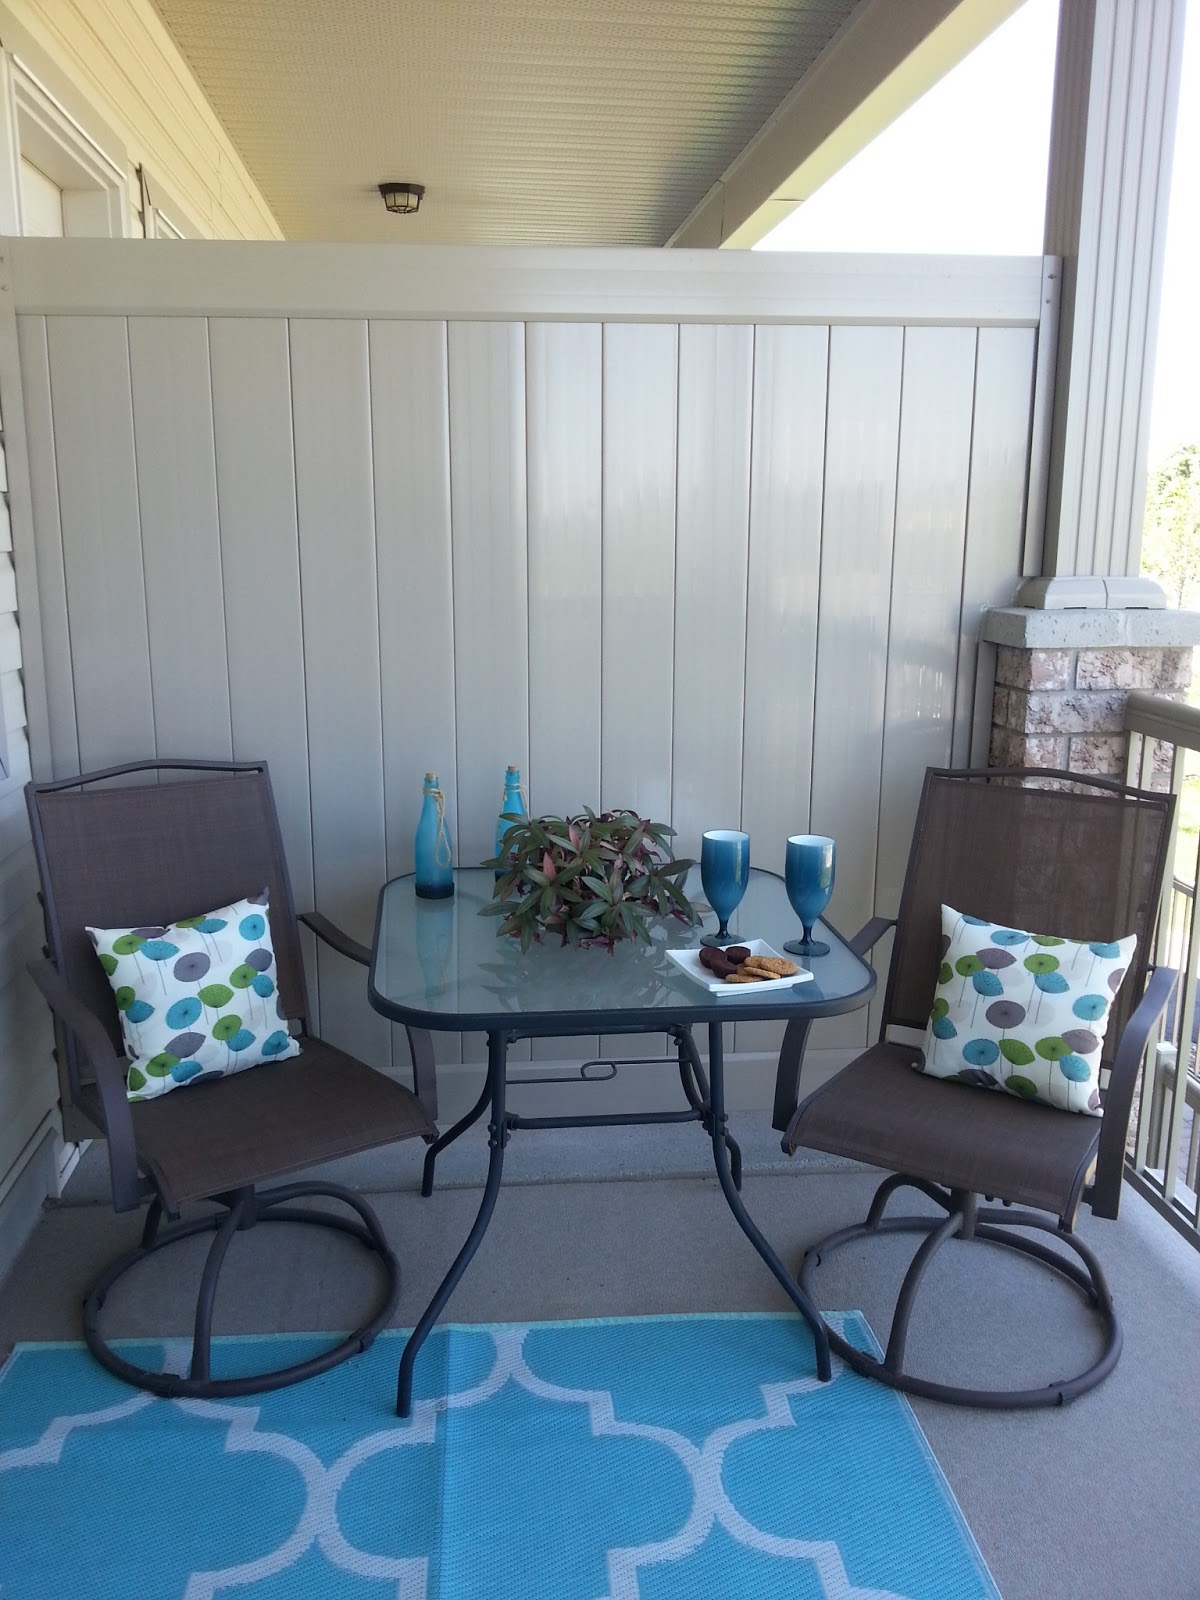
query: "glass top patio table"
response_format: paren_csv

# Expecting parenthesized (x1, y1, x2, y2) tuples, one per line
(369, 866, 875, 1034)
(370, 864, 878, 1418)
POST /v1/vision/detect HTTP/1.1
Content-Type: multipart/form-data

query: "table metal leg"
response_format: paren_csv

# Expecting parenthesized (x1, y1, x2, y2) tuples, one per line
(396, 1030, 510, 1417)
(706, 1021, 831, 1383)
(421, 1073, 492, 1197)
(677, 1027, 742, 1191)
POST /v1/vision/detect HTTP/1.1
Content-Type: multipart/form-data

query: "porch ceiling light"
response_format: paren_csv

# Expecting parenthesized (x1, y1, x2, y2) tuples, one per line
(379, 181, 425, 216)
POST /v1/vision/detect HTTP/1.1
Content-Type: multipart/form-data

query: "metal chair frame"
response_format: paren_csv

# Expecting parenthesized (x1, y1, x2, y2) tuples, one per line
(26, 758, 435, 1400)
(787, 766, 1176, 1409)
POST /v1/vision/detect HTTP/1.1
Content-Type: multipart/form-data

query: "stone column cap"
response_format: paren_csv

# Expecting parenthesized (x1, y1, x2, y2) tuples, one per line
(983, 607, 1200, 650)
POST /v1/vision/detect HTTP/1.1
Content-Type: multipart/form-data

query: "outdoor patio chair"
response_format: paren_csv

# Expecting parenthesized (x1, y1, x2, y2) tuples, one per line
(25, 758, 438, 1400)
(784, 765, 1175, 1408)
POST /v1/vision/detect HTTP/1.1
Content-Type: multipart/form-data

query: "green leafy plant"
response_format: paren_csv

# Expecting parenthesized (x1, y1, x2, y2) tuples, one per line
(482, 809, 696, 952)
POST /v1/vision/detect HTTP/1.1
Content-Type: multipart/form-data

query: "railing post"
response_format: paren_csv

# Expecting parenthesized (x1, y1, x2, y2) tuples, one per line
(1124, 692, 1200, 1242)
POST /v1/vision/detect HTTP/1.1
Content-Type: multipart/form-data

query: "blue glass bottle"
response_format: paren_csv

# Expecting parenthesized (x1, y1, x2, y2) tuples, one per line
(495, 764, 527, 872)
(414, 772, 454, 899)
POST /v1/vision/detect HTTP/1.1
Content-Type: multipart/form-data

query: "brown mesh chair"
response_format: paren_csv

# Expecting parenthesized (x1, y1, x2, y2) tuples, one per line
(26, 759, 438, 1400)
(784, 766, 1175, 1408)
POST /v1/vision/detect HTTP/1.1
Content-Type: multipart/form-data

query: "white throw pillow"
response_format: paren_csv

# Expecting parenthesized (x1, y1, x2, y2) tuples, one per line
(919, 904, 1136, 1117)
(87, 891, 299, 1101)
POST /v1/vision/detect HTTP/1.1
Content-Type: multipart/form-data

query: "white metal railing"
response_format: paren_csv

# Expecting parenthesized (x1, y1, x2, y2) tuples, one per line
(1125, 690, 1200, 1241)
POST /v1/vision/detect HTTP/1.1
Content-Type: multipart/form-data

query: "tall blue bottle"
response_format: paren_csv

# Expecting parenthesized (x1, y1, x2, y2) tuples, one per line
(495, 764, 527, 871)
(414, 772, 454, 899)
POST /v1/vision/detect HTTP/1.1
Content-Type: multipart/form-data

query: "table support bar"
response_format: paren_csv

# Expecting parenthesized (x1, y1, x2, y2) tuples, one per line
(420, 1025, 742, 1195)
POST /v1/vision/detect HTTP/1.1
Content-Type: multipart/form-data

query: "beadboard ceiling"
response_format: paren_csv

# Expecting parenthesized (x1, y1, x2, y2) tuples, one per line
(149, 0, 861, 244)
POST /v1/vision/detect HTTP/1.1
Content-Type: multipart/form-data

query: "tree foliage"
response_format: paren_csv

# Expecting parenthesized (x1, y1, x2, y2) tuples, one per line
(1142, 443, 1200, 608)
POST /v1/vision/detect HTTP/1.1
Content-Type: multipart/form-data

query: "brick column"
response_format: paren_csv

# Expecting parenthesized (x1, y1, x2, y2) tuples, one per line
(982, 608, 1200, 781)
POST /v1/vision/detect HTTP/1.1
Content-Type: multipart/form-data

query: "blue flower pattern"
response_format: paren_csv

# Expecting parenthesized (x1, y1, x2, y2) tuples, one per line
(87, 893, 298, 1102)
(921, 904, 1136, 1116)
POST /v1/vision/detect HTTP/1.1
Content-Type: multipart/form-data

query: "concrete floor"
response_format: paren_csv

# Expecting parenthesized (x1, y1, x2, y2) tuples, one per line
(3, 1117, 1200, 1600)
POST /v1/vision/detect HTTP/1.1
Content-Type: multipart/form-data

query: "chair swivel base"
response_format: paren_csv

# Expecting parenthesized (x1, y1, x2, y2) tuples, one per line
(83, 1180, 401, 1400)
(797, 1176, 1121, 1410)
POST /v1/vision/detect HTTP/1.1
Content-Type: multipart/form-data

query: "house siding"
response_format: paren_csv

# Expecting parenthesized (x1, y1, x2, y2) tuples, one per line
(0, 0, 281, 240)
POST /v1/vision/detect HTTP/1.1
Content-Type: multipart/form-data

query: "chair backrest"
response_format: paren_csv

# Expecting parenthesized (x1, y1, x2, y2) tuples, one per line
(885, 767, 1174, 1071)
(27, 760, 309, 1100)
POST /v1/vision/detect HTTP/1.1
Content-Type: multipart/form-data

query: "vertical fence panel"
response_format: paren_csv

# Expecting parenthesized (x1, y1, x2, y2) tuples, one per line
(290, 318, 391, 1069)
(208, 317, 316, 1014)
(448, 321, 530, 1065)
(671, 325, 754, 863)
(735, 323, 828, 1064)
(600, 323, 678, 824)
(370, 319, 461, 1071)
(45, 316, 154, 772)
(526, 322, 603, 1065)
(871, 326, 977, 1034)
(599, 322, 679, 1062)
(527, 322, 602, 816)
(448, 321, 529, 864)
(15, 316, 77, 779)
(810, 324, 903, 1053)
(953, 326, 1038, 766)
(128, 317, 232, 762)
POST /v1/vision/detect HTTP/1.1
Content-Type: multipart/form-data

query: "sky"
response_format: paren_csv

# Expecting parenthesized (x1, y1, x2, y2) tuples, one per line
(755, 0, 1198, 466)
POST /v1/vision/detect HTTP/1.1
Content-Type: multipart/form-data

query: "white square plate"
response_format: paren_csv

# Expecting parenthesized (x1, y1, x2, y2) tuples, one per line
(665, 939, 814, 996)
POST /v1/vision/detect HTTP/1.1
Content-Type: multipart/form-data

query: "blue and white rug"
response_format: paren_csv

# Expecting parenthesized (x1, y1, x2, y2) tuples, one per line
(0, 1313, 999, 1599)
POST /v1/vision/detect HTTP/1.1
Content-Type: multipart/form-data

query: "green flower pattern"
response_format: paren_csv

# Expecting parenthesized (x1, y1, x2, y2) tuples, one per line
(87, 892, 299, 1102)
(920, 903, 1136, 1117)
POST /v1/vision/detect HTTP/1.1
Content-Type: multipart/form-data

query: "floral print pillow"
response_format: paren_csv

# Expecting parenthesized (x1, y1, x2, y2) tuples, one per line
(87, 891, 299, 1101)
(919, 904, 1136, 1116)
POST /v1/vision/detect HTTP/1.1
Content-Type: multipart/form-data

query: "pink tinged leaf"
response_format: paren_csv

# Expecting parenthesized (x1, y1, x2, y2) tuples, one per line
(542, 851, 556, 881)
(568, 822, 581, 849)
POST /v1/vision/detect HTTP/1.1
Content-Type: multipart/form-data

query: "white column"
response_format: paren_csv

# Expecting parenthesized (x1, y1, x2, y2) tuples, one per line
(1029, 0, 1187, 601)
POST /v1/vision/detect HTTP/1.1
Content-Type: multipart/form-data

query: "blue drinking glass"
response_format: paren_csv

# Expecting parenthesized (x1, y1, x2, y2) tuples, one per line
(783, 834, 835, 957)
(700, 830, 750, 947)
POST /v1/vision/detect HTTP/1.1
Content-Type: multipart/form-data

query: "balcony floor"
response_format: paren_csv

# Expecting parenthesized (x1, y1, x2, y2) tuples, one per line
(3, 1118, 1199, 1599)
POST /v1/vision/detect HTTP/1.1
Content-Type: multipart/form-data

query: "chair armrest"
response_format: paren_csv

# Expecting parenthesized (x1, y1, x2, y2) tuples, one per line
(1090, 963, 1177, 1220)
(26, 958, 144, 1212)
(299, 911, 371, 966)
(849, 916, 896, 958)
(298, 912, 439, 1123)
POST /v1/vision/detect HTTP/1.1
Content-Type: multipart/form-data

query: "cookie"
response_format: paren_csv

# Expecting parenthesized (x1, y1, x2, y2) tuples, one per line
(742, 955, 798, 978)
(698, 946, 727, 972)
(724, 970, 767, 983)
(724, 946, 751, 965)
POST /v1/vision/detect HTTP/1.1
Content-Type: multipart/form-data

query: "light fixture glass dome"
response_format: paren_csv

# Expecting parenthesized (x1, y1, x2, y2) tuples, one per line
(378, 182, 424, 215)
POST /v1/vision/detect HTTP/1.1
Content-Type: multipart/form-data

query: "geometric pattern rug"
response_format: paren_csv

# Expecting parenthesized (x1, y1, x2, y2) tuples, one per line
(0, 1313, 1001, 1599)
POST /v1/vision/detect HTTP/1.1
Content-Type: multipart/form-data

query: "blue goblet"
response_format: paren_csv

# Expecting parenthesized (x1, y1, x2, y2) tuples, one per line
(783, 834, 835, 957)
(700, 830, 750, 947)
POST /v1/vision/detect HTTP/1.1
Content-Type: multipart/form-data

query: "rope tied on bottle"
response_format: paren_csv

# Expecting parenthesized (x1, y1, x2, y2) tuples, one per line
(431, 784, 452, 868)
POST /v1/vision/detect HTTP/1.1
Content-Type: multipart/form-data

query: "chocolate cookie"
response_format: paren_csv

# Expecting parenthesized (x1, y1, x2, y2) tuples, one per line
(724, 946, 751, 965)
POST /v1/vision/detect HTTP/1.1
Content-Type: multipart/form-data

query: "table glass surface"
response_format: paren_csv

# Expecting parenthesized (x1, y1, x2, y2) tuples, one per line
(370, 867, 874, 1031)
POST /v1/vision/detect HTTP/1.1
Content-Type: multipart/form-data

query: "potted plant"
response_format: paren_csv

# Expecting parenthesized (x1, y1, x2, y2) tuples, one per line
(482, 809, 696, 951)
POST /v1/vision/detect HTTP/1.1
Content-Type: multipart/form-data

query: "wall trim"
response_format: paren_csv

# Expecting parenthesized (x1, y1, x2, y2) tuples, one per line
(7, 239, 1047, 326)
(0, 1117, 54, 1287)
(7, 53, 127, 237)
